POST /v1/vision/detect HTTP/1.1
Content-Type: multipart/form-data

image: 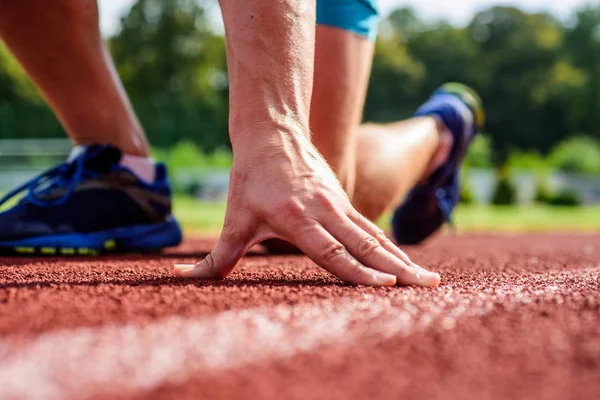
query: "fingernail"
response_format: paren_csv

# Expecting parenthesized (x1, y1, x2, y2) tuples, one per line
(420, 271, 441, 287)
(409, 263, 440, 287)
(174, 263, 195, 269)
(373, 271, 397, 286)
(173, 264, 196, 277)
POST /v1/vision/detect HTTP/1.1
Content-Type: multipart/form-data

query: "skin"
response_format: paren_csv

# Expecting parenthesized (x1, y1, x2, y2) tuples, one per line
(310, 25, 452, 220)
(174, 0, 440, 287)
(0, 0, 442, 287)
(0, 0, 149, 157)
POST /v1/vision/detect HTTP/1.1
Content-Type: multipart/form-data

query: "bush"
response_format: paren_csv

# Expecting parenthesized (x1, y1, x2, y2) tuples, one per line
(491, 168, 518, 205)
(507, 150, 548, 172)
(460, 181, 475, 204)
(464, 134, 493, 169)
(533, 179, 553, 203)
(548, 136, 600, 175)
(151, 141, 232, 171)
(459, 168, 475, 204)
(546, 188, 582, 206)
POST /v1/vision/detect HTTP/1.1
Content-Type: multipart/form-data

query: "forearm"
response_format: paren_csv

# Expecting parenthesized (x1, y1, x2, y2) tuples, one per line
(219, 0, 316, 147)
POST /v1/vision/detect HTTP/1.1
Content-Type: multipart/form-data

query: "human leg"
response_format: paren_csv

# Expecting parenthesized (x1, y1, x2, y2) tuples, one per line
(310, 0, 484, 243)
(0, 0, 148, 156)
(309, 1, 447, 218)
(0, 0, 182, 254)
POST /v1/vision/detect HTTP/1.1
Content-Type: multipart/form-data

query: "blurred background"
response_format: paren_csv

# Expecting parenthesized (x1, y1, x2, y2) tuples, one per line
(1, 0, 599, 233)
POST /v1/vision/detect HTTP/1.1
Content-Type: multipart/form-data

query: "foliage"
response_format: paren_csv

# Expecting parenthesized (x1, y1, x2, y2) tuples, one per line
(533, 179, 553, 203)
(546, 188, 583, 206)
(453, 204, 600, 232)
(152, 141, 232, 171)
(110, 0, 229, 151)
(0, 44, 43, 103)
(459, 167, 476, 204)
(547, 136, 600, 174)
(364, 36, 425, 121)
(507, 150, 548, 172)
(460, 183, 475, 204)
(533, 177, 583, 206)
(491, 168, 518, 205)
(3, 2, 600, 162)
(464, 135, 493, 168)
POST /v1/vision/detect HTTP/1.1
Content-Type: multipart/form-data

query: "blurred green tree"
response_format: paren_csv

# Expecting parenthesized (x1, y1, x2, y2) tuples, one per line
(562, 6, 600, 143)
(548, 136, 600, 174)
(1, 0, 600, 168)
(110, 0, 229, 150)
(467, 7, 565, 159)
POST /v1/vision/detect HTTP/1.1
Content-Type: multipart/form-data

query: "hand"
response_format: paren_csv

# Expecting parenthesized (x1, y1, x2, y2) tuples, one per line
(174, 125, 440, 287)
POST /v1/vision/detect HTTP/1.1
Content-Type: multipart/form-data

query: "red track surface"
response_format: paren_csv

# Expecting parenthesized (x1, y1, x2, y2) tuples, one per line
(1, 234, 599, 400)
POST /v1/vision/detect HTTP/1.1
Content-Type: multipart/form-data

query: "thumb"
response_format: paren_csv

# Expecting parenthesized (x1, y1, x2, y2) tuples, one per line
(174, 235, 246, 279)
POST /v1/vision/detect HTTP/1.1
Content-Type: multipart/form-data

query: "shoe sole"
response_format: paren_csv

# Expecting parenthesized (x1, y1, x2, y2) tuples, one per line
(0, 217, 182, 256)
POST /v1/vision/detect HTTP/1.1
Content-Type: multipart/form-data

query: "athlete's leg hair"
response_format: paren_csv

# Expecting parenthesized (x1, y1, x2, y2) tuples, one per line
(0, 0, 149, 156)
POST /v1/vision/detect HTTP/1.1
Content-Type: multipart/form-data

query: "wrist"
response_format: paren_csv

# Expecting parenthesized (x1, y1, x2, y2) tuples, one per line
(229, 117, 310, 153)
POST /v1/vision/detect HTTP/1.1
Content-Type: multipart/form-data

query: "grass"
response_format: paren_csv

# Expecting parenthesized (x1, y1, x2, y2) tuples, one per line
(453, 204, 600, 232)
(173, 196, 227, 235)
(174, 195, 600, 235)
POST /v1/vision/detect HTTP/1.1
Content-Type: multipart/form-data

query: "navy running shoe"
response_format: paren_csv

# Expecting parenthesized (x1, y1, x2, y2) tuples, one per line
(0, 144, 182, 255)
(392, 83, 485, 245)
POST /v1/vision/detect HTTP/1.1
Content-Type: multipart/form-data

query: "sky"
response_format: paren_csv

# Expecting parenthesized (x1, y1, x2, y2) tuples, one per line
(99, 0, 594, 37)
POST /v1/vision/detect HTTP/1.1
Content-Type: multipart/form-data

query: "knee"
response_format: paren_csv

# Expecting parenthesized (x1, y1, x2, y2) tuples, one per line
(316, 0, 379, 41)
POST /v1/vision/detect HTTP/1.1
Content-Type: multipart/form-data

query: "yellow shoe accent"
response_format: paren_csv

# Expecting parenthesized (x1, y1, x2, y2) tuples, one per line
(41, 247, 57, 255)
(440, 82, 486, 129)
(60, 248, 75, 255)
(77, 248, 90, 255)
(104, 239, 117, 250)
(15, 247, 35, 254)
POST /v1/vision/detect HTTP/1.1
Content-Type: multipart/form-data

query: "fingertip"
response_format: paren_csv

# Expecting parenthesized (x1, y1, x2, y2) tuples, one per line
(410, 263, 440, 286)
(174, 263, 196, 271)
(428, 272, 442, 287)
(173, 265, 195, 278)
(173, 263, 214, 279)
(418, 271, 441, 287)
(173, 264, 195, 275)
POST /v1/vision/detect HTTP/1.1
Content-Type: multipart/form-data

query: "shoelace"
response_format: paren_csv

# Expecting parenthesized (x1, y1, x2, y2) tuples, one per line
(0, 154, 98, 209)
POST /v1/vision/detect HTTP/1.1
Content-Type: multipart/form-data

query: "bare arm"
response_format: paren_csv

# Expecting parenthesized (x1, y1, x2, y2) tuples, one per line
(175, 0, 440, 287)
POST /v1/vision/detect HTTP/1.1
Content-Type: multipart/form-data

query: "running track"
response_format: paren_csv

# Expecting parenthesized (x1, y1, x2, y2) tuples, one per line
(1, 234, 599, 400)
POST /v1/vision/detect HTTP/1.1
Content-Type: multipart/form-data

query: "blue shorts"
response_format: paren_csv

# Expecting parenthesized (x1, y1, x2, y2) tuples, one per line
(317, 0, 379, 41)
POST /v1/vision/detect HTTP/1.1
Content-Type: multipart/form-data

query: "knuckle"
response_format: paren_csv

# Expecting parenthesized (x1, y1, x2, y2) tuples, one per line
(400, 251, 412, 263)
(357, 236, 381, 258)
(396, 266, 415, 281)
(314, 191, 337, 212)
(347, 263, 367, 281)
(395, 262, 413, 278)
(276, 198, 306, 219)
(202, 253, 225, 278)
(374, 230, 391, 245)
(203, 253, 216, 270)
(320, 242, 347, 263)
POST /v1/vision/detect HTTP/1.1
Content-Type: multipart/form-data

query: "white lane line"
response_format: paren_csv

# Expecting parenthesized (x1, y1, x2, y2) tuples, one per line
(0, 268, 597, 400)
